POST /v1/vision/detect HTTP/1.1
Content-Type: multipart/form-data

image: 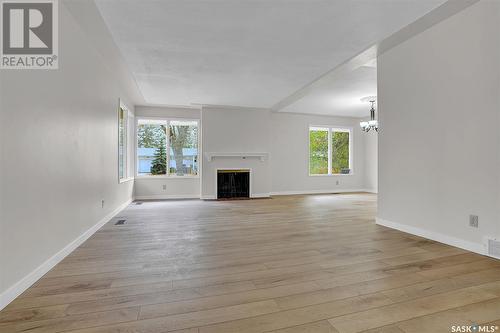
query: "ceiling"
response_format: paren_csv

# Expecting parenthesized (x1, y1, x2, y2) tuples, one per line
(280, 60, 377, 117)
(95, 0, 447, 114)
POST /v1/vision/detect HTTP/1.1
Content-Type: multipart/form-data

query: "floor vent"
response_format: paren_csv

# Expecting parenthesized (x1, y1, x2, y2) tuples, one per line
(115, 219, 126, 225)
(135, 202, 143, 205)
(486, 238, 500, 259)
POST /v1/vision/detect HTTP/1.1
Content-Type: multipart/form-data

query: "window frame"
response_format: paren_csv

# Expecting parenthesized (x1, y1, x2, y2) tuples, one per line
(308, 125, 353, 177)
(118, 100, 134, 183)
(135, 116, 200, 179)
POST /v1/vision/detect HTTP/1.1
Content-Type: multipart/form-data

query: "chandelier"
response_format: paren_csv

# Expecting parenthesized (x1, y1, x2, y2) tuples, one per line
(360, 96, 378, 132)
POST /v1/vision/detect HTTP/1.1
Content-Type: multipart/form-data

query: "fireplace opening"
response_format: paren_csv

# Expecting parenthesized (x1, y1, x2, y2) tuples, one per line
(217, 169, 250, 199)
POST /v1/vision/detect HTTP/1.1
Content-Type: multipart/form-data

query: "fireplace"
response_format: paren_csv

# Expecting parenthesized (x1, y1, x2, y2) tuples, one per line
(217, 169, 250, 199)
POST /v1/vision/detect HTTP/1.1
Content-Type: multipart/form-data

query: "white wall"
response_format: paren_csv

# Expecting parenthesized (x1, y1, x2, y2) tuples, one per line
(136, 106, 200, 119)
(377, 0, 500, 254)
(200, 107, 375, 198)
(134, 106, 201, 199)
(363, 127, 378, 193)
(270, 112, 368, 194)
(0, 1, 139, 308)
(201, 107, 271, 199)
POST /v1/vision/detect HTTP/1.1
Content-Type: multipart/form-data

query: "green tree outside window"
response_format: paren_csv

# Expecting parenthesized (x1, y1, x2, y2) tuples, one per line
(309, 127, 350, 175)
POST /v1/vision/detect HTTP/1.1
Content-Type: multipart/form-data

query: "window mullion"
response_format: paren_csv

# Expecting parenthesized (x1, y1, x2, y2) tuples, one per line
(351, 130, 353, 171)
(124, 110, 127, 179)
(328, 128, 332, 175)
(135, 117, 138, 178)
(166, 120, 170, 176)
(126, 111, 129, 178)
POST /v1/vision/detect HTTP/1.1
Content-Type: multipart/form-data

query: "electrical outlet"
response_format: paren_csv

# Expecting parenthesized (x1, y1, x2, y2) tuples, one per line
(162, 184, 167, 190)
(336, 180, 340, 186)
(101, 200, 105, 208)
(469, 215, 479, 228)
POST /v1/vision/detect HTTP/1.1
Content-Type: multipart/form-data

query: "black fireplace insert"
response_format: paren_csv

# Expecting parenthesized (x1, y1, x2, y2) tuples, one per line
(217, 170, 250, 199)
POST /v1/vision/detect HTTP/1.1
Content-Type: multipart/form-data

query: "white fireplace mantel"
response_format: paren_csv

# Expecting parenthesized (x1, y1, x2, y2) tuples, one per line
(204, 152, 269, 162)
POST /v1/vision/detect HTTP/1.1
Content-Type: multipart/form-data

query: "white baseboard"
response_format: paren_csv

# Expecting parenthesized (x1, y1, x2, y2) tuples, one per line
(135, 194, 200, 200)
(199, 190, 375, 199)
(0, 198, 133, 311)
(270, 189, 370, 196)
(203, 189, 371, 200)
(200, 193, 271, 200)
(376, 217, 486, 255)
(251, 193, 271, 198)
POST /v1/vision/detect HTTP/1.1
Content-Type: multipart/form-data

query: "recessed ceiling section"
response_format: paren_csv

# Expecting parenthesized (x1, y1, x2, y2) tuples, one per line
(95, 0, 447, 108)
(280, 63, 377, 118)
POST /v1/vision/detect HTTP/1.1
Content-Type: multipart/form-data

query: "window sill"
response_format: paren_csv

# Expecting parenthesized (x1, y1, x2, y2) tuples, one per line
(119, 177, 134, 184)
(309, 173, 354, 177)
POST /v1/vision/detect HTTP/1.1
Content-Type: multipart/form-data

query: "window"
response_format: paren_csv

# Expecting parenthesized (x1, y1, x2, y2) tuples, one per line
(309, 126, 352, 175)
(309, 127, 329, 175)
(137, 118, 199, 177)
(118, 101, 133, 182)
(331, 130, 350, 174)
(169, 120, 198, 176)
(137, 119, 167, 176)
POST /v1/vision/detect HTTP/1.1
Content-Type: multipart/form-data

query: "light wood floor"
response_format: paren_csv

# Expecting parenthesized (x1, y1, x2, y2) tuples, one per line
(2, 193, 500, 333)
